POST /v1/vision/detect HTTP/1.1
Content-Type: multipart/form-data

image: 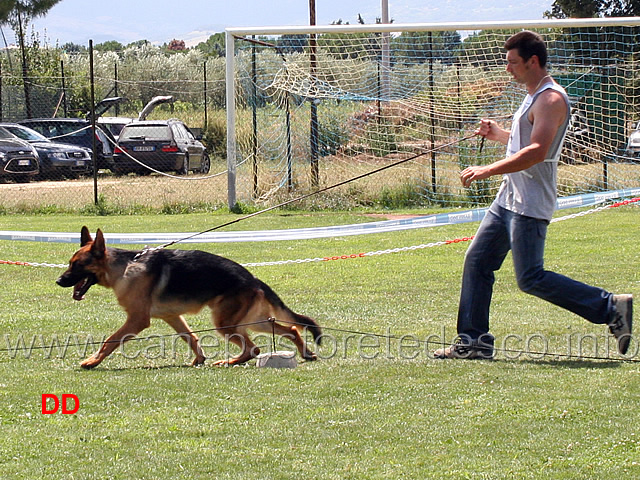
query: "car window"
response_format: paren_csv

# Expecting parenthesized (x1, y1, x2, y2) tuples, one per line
(26, 122, 89, 139)
(3, 125, 47, 141)
(22, 123, 48, 136)
(0, 128, 13, 139)
(171, 124, 185, 140)
(105, 123, 126, 136)
(175, 123, 193, 140)
(183, 126, 195, 140)
(57, 123, 90, 137)
(45, 125, 60, 137)
(120, 125, 171, 141)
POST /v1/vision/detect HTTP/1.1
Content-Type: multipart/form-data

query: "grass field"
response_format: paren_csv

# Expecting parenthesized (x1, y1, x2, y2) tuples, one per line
(1, 206, 639, 479)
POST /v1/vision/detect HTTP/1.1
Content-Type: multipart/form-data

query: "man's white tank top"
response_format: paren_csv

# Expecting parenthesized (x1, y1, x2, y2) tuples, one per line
(493, 81, 571, 221)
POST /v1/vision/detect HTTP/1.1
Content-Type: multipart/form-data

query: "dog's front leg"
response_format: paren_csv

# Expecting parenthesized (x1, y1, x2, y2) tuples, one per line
(162, 315, 206, 366)
(81, 314, 151, 369)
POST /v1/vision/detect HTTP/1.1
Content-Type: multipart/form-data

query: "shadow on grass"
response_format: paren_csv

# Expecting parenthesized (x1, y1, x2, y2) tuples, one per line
(501, 357, 625, 369)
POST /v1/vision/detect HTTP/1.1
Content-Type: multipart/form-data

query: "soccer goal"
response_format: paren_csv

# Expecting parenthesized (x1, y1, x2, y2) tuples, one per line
(224, 18, 640, 209)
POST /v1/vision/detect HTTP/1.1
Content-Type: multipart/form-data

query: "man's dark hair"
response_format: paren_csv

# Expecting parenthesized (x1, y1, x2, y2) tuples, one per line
(504, 30, 548, 68)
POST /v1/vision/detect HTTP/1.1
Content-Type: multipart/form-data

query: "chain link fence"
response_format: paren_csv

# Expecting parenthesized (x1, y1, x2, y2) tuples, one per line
(1, 42, 229, 212)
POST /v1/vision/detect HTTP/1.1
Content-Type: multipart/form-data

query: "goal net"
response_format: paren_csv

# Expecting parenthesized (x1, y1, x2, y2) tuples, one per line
(225, 18, 640, 209)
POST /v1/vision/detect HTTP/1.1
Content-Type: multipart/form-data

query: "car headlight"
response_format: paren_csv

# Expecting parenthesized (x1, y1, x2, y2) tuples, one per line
(48, 152, 68, 159)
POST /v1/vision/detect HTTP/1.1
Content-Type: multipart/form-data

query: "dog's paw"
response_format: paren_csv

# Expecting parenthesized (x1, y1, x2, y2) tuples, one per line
(191, 356, 206, 367)
(302, 351, 318, 362)
(212, 358, 247, 367)
(80, 355, 101, 369)
(212, 359, 230, 367)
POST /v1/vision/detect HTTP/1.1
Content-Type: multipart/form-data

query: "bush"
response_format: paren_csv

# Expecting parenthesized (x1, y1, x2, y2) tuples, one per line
(202, 117, 226, 158)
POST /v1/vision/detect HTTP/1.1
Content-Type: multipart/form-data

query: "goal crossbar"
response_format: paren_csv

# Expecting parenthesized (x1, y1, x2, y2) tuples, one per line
(226, 17, 640, 36)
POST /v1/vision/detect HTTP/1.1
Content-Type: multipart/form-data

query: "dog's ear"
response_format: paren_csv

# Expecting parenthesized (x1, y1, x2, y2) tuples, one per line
(80, 226, 93, 246)
(91, 229, 106, 259)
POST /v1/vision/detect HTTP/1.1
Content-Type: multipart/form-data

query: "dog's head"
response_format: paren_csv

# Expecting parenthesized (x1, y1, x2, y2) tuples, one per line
(56, 226, 106, 301)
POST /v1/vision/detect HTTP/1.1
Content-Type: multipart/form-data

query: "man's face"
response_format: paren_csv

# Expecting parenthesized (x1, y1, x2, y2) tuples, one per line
(505, 48, 531, 84)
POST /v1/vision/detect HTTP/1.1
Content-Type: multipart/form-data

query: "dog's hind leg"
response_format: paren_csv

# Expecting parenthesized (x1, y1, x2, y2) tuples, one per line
(213, 329, 260, 366)
(162, 315, 206, 366)
(209, 292, 262, 366)
(81, 313, 151, 369)
(252, 318, 318, 361)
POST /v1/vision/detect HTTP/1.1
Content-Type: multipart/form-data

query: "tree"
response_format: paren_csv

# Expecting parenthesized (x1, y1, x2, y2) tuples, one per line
(392, 30, 462, 66)
(61, 41, 86, 53)
(167, 39, 186, 51)
(95, 40, 124, 53)
(0, 1, 62, 27)
(126, 39, 150, 49)
(0, 0, 63, 117)
(319, 16, 390, 61)
(0, 3, 14, 23)
(277, 34, 307, 54)
(545, 0, 640, 18)
(195, 32, 225, 58)
(544, 0, 640, 63)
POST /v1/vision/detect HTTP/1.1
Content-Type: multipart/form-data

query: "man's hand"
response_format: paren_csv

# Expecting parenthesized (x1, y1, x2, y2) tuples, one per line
(460, 165, 491, 187)
(475, 119, 510, 145)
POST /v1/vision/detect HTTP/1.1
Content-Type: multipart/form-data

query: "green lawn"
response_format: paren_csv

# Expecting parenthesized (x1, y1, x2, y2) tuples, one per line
(0, 207, 639, 479)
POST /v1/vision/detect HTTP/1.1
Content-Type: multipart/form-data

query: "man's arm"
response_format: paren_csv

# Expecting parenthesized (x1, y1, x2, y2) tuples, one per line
(461, 89, 567, 188)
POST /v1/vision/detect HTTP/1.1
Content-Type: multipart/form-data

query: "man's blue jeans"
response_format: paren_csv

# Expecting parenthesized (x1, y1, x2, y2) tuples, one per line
(457, 204, 613, 342)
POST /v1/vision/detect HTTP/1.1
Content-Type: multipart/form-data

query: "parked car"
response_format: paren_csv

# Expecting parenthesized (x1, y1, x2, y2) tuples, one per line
(0, 128, 39, 183)
(113, 119, 210, 175)
(18, 118, 114, 171)
(0, 123, 91, 179)
(97, 116, 133, 142)
(625, 121, 640, 159)
(97, 95, 174, 142)
(562, 107, 591, 164)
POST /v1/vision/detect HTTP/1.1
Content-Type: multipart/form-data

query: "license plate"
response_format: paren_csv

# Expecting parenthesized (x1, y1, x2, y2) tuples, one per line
(18, 159, 31, 166)
(133, 146, 155, 152)
(75, 160, 86, 166)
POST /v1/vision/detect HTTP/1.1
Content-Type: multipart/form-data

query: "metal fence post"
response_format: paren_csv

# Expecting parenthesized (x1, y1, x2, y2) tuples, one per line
(225, 31, 237, 209)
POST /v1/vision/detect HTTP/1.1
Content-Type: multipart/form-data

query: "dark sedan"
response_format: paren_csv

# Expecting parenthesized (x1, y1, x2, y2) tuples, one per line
(113, 119, 210, 175)
(0, 128, 39, 183)
(18, 118, 114, 171)
(0, 123, 91, 179)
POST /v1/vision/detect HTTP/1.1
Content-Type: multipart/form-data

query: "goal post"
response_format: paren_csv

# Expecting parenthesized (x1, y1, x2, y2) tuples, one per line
(225, 17, 640, 210)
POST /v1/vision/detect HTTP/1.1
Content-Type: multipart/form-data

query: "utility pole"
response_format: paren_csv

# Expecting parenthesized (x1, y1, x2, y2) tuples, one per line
(380, 0, 390, 104)
(17, 10, 32, 118)
(309, 0, 319, 188)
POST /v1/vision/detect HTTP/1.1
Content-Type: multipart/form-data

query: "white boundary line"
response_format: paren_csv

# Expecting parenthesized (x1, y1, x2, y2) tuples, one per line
(1, 189, 638, 245)
(2, 193, 638, 270)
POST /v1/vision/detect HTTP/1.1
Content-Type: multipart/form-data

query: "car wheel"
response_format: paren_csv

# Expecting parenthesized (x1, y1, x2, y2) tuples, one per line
(178, 155, 189, 175)
(199, 152, 211, 174)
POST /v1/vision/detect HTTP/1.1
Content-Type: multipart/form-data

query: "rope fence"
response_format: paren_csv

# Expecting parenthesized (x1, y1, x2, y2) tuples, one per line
(2, 196, 637, 270)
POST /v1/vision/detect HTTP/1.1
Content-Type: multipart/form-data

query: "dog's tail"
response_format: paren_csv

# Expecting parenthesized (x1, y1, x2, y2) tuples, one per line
(259, 280, 322, 344)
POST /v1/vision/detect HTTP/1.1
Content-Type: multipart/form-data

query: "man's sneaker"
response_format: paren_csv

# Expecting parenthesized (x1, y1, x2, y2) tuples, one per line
(433, 338, 494, 360)
(609, 294, 633, 355)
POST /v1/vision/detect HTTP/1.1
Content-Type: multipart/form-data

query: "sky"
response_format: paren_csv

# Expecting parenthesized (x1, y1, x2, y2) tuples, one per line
(15, 0, 555, 48)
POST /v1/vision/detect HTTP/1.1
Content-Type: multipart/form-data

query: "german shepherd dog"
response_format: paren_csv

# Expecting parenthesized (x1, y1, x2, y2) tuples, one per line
(56, 227, 321, 369)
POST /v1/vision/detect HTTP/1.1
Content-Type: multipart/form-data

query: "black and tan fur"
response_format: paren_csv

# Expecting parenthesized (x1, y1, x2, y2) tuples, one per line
(56, 226, 321, 369)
